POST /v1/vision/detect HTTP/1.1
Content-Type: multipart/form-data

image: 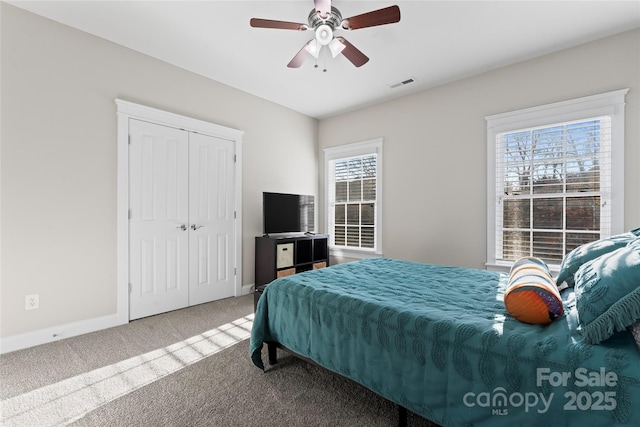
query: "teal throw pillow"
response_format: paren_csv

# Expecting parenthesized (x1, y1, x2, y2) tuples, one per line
(574, 244, 640, 344)
(628, 238, 640, 250)
(556, 229, 640, 289)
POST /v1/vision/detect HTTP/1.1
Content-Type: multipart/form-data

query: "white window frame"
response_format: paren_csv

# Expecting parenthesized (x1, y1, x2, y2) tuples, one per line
(324, 138, 383, 259)
(486, 89, 628, 273)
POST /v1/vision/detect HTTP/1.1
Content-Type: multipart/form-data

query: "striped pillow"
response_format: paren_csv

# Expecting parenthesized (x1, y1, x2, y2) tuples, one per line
(504, 257, 564, 325)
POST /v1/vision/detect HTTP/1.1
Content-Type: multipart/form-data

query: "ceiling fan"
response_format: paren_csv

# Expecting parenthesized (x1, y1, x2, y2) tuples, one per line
(250, 0, 400, 68)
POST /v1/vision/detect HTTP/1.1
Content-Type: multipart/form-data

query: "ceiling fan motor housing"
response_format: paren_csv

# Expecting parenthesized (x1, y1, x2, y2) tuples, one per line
(308, 6, 342, 30)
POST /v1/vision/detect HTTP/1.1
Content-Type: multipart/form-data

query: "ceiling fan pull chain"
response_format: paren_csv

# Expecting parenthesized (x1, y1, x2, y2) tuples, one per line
(323, 47, 328, 72)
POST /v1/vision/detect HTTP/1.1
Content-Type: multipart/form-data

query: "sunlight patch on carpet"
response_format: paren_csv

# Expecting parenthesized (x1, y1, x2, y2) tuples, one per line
(0, 314, 254, 426)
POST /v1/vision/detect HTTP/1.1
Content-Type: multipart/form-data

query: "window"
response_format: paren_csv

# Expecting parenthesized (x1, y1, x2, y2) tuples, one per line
(324, 139, 383, 257)
(486, 89, 627, 271)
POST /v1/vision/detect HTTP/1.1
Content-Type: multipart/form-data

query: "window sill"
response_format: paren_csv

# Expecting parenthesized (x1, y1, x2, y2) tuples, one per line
(485, 262, 512, 274)
(486, 261, 561, 276)
(330, 247, 383, 260)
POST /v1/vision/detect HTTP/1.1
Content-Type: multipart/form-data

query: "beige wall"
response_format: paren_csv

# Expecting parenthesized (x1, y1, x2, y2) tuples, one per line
(319, 29, 640, 269)
(0, 4, 318, 338)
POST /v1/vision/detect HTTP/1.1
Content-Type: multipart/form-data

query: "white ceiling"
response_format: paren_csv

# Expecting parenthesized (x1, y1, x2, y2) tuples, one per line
(8, 1, 640, 119)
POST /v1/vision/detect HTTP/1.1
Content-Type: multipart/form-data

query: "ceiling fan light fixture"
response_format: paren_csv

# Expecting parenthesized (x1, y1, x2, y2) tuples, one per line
(328, 37, 345, 58)
(315, 24, 333, 45)
(304, 39, 320, 58)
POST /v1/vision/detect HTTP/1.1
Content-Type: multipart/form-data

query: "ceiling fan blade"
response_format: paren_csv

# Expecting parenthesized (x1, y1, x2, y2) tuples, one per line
(314, 0, 331, 18)
(287, 41, 312, 68)
(342, 5, 401, 30)
(250, 18, 307, 31)
(335, 37, 369, 67)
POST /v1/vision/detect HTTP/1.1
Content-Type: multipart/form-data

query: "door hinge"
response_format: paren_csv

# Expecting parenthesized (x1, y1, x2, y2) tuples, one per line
(128, 209, 132, 219)
(129, 283, 132, 294)
(234, 267, 237, 276)
(128, 135, 131, 145)
(233, 154, 237, 163)
(234, 211, 237, 219)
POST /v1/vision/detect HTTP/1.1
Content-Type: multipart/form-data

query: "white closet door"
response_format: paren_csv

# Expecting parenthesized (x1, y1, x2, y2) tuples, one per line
(188, 133, 236, 305)
(129, 119, 190, 320)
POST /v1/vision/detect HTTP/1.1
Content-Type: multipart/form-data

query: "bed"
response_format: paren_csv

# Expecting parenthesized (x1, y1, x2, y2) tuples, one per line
(250, 257, 640, 426)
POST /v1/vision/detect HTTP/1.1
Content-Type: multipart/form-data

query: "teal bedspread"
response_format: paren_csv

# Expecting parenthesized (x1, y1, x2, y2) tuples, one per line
(250, 258, 640, 426)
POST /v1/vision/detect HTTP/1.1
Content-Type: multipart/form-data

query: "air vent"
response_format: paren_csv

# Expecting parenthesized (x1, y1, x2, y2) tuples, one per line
(389, 77, 416, 89)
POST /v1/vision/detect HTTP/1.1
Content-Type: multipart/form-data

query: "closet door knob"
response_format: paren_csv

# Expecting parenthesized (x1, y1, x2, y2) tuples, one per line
(191, 224, 204, 230)
(176, 224, 187, 231)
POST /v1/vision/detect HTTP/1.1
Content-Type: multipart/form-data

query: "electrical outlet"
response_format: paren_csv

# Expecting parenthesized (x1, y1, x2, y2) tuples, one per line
(26, 294, 39, 310)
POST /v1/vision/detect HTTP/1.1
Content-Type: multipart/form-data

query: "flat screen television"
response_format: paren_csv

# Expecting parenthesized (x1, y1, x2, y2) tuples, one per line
(263, 192, 315, 236)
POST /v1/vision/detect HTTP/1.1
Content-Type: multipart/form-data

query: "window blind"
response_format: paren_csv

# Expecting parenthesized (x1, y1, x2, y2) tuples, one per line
(329, 154, 377, 249)
(495, 116, 612, 264)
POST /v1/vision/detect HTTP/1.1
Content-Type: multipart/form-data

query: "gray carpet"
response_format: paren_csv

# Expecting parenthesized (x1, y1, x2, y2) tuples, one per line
(1, 294, 437, 426)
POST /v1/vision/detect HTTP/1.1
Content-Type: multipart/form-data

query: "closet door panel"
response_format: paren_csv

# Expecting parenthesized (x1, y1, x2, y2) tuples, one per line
(129, 119, 189, 320)
(188, 133, 236, 305)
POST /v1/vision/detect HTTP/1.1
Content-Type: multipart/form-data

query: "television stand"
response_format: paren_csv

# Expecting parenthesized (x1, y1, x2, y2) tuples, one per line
(254, 234, 329, 308)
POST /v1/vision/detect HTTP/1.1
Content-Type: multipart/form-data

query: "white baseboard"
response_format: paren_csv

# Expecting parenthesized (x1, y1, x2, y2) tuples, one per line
(0, 313, 126, 355)
(241, 283, 254, 296)
(0, 292, 256, 355)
